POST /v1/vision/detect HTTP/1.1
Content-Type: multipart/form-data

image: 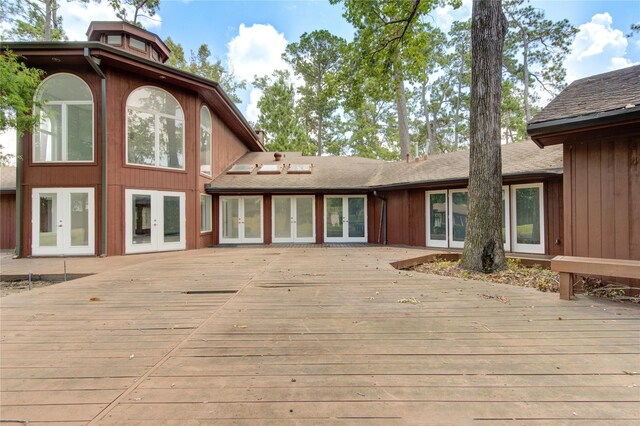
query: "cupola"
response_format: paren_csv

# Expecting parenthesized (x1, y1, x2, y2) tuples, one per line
(86, 21, 171, 63)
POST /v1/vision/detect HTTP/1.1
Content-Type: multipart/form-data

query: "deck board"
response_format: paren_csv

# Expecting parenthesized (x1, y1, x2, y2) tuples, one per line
(1, 247, 638, 424)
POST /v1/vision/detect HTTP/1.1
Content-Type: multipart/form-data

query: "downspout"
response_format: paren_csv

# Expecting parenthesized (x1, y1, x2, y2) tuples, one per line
(14, 131, 22, 258)
(84, 48, 107, 256)
(373, 191, 387, 245)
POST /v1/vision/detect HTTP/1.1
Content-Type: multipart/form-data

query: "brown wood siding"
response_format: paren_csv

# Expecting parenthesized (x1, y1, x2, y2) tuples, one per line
(544, 177, 564, 256)
(563, 128, 639, 287)
(315, 195, 324, 244)
(263, 195, 272, 244)
(0, 193, 16, 250)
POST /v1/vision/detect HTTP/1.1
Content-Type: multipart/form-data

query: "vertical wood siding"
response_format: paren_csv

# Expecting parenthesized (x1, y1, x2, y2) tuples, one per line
(0, 193, 16, 250)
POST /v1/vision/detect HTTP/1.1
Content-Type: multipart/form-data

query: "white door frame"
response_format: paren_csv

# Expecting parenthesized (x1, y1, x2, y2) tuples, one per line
(125, 189, 186, 254)
(425, 190, 448, 248)
(511, 183, 545, 254)
(219, 196, 264, 244)
(32, 187, 95, 256)
(272, 195, 316, 243)
(323, 195, 368, 243)
(448, 189, 468, 249)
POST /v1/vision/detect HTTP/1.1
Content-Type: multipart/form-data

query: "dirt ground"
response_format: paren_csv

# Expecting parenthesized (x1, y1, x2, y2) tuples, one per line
(0, 280, 59, 297)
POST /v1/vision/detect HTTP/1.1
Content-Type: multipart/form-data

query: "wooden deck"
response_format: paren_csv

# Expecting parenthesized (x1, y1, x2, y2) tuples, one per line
(1, 247, 639, 424)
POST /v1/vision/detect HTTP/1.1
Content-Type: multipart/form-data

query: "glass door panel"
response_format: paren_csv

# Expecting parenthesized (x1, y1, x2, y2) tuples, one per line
(38, 193, 58, 248)
(221, 198, 239, 241)
(273, 197, 292, 240)
(242, 197, 263, 241)
(162, 195, 181, 243)
(295, 197, 314, 241)
(348, 197, 365, 238)
(449, 190, 468, 248)
(132, 194, 152, 247)
(69, 192, 89, 246)
(426, 191, 448, 247)
(511, 184, 544, 254)
(325, 197, 344, 238)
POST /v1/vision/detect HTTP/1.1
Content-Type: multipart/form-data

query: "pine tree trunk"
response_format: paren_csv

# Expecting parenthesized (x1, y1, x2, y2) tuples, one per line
(44, 0, 52, 41)
(460, 0, 508, 273)
(421, 82, 433, 156)
(522, 34, 531, 122)
(393, 59, 411, 160)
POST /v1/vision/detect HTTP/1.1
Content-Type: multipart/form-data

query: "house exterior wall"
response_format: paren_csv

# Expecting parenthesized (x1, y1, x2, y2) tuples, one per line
(18, 63, 251, 256)
(563, 126, 640, 261)
(0, 193, 16, 250)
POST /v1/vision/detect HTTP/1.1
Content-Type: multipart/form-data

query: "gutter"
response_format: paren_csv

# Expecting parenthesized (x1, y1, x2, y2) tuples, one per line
(14, 132, 22, 257)
(527, 105, 640, 145)
(84, 48, 107, 256)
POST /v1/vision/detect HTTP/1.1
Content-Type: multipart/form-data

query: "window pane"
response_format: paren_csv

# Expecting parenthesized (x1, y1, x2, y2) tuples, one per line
(130, 37, 147, 51)
(132, 194, 151, 246)
(163, 196, 181, 243)
(69, 193, 89, 246)
(296, 197, 314, 239)
(451, 191, 468, 242)
(127, 110, 155, 166)
(107, 34, 121, 45)
(429, 193, 447, 241)
(39, 193, 57, 247)
(200, 195, 211, 232)
(222, 198, 239, 239)
(243, 197, 262, 239)
(67, 104, 93, 161)
(128, 87, 183, 118)
(159, 116, 184, 169)
(36, 74, 92, 102)
(516, 187, 541, 245)
(274, 197, 292, 239)
(35, 104, 62, 162)
(348, 197, 365, 238)
(200, 127, 211, 175)
(326, 197, 343, 238)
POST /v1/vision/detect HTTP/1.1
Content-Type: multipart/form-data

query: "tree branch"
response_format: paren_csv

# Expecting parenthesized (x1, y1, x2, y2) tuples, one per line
(371, 0, 422, 56)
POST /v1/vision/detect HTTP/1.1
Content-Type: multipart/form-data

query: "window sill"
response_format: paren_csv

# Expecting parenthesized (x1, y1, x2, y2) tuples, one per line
(124, 163, 188, 174)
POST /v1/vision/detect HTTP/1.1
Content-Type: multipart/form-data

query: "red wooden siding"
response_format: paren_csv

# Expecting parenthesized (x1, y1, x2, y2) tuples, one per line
(0, 193, 16, 250)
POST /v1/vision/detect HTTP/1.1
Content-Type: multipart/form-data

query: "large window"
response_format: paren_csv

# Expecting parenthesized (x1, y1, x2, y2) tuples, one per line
(200, 106, 212, 176)
(33, 73, 94, 162)
(126, 87, 184, 170)
(200, 194, 212, 233)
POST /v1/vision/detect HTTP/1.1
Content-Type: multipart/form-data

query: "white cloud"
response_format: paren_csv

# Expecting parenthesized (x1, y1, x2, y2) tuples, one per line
(227, 23, 289, 82)
(432, 0, 471, 32)
(564, 13, 636, 82)
(227, 23, 293, 121)
(0, 129, 17, 159)
(58, 2, 161, 41)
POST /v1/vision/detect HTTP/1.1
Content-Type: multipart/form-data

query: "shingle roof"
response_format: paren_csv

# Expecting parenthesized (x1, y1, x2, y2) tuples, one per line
(530, 64, 640, 124)
(207, 140, 562, 192)
(0, 166, 16, 192)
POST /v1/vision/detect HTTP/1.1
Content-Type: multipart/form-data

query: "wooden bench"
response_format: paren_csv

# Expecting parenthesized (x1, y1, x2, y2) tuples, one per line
(551, 255, 640, 300)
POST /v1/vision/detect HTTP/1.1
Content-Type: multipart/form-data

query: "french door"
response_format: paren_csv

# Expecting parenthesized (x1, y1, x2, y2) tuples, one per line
(220, 196, 263, 244)
(324, 195, 367, 243)
(32, 188, 95, 256)
(272, 196, 315, 243)
(125, 189, 185, 254)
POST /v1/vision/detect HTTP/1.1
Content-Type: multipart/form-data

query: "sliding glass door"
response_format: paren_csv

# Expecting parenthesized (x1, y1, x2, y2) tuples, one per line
(272, 196, 315, 243)
(324, 195, 367, 243)
(219, 196, 263, 244)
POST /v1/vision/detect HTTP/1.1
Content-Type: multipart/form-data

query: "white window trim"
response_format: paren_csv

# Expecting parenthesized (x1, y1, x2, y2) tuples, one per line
(125, 86, 186, 171)
(271, 195, 316, 243)
(448, 189, 468, 249)
(502, 186, 511, 253)
(425, 190, 448, 248)
(200, 105, 213, 177)
(32, 73, 94, 163)
(200, 194, 212, 233)
(511, 183, 545, 254)
(323, 195, 368, 243)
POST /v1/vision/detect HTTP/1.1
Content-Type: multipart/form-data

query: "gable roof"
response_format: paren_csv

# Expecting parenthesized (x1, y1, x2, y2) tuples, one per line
(528, 65, 640, 145)
(207, 140, 563, 193)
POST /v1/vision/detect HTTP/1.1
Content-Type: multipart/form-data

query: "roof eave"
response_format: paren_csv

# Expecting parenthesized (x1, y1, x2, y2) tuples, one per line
(527, 106, 640, 146)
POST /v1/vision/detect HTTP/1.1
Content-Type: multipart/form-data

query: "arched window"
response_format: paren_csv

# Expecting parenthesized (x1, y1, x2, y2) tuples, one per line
(200, 105, 212, 176)
(33, 73, 94, 162)
(126, 86, 184, 169)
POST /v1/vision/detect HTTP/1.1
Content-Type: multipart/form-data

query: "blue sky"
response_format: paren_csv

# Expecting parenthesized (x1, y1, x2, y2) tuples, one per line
(1, 0, 639, 154)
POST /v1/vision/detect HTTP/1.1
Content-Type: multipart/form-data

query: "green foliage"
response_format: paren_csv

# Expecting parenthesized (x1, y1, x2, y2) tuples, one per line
(283, 30, 346, 155)
(108, 0, 160, 28)
(164, 38, 246, 103)
(5, 0, 66, 41)
(254, 70, 314, 154)
(503, 0, 578, 121)
(0, 50, 45, 136)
